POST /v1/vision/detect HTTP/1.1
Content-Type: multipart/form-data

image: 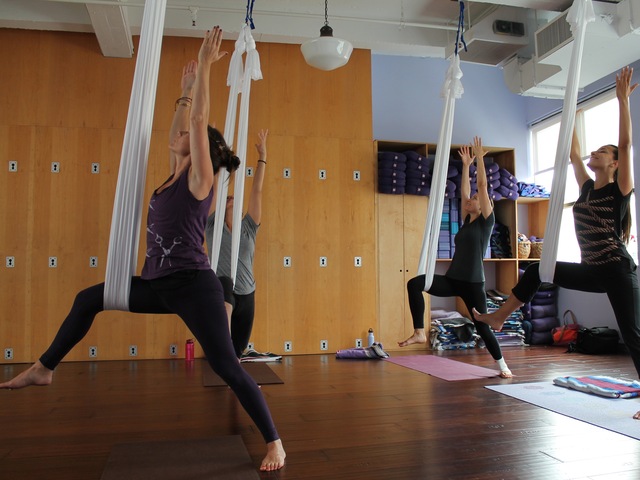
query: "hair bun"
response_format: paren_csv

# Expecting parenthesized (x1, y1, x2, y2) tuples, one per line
(227, 154, 241, 173)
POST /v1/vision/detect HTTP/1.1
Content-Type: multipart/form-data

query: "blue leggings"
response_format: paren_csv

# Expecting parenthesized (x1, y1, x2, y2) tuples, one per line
(39, 269, 279, 443)
(407, 274, 504, 361)
(513, 261, 640, 377)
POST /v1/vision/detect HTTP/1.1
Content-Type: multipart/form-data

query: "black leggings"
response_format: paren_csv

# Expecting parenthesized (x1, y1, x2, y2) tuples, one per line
(230, 292, 255, 358)
(218, 276, 256, 358)
(407, 275, 504, 361)
(39, 269, 279, 443)
(513, 261, 640, 377)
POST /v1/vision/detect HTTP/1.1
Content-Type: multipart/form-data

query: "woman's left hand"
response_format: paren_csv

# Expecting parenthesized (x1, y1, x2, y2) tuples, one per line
(255, 129, 268, 159)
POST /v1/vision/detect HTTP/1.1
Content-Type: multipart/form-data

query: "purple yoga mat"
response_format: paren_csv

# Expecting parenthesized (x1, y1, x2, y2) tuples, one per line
(385, 355, 499, 381)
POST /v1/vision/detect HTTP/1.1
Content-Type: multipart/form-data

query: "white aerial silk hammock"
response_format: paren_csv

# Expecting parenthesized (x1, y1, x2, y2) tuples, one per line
(539, 0, 595, 283)
(417, 54, 464, 291)
(103, 0, 167, 311)
(209, 23, 262, 287)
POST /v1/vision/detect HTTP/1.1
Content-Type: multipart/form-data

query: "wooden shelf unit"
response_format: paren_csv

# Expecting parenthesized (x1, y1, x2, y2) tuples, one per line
(375, 140, 549, 343)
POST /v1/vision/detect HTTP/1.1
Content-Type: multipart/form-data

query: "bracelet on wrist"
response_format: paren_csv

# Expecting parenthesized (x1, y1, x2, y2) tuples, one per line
(258, 159, 267, 165)
(174, 96, 192, 111)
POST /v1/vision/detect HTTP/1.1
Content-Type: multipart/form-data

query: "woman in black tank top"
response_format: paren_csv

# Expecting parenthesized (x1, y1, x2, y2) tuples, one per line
(399, 137, 512, 378)
(475, 67, 640, 420)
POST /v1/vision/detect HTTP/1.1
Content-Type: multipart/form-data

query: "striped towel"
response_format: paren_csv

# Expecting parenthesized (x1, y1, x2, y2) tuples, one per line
(553, 375, 640, 399)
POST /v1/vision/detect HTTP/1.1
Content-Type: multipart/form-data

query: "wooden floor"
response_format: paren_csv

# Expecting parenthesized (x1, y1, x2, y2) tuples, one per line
(2, 346, 640, 479)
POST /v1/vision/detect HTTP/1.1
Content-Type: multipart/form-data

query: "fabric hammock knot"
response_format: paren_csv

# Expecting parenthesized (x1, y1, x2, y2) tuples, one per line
(227, 33, 247, 89)
(244, 27, 263, 82)
(440, 55, 464, 100)
(567, 0, 595, 34)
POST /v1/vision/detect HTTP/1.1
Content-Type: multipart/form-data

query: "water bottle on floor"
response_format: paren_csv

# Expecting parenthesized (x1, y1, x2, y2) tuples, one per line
(368, 328, 375, 347)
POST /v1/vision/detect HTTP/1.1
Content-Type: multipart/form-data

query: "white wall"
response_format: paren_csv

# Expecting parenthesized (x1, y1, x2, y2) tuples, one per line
(372, 55, 530, 177)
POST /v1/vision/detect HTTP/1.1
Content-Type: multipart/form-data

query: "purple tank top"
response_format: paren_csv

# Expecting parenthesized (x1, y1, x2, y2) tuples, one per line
(141, 170, 213, 280)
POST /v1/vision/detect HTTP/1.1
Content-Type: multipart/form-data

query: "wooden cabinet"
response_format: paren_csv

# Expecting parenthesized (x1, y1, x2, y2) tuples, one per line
(376, 140, 548, 348)
(376, 141, 430, 349)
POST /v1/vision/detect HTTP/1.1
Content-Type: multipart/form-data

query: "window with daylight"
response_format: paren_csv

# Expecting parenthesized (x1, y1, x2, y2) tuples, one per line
(530, 89, 637, 263)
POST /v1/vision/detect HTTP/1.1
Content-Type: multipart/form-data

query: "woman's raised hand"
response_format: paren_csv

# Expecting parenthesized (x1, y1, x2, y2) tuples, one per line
(458, 145, 474, 167)
(472, 136, 488, 160)
(198, 26, 227, 66)
(181, 60, 197, 91)
(616, 66, 638, 100)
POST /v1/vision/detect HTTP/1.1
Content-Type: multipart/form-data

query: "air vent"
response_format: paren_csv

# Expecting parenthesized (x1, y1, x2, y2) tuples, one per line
(535, 12, 572, 61)
(445, 6, 528, 66)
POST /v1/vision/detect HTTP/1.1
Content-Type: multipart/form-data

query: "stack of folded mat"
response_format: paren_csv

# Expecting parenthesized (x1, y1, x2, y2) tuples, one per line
(378, 151, 406, 194)
(379, 151, 520, 201)
(485, 294, 526, 347)
(519, 280, 559, 345)
(477, 159, 519, 201)
(404, 151, 432, 196)
(448, 158, 518, 200)
(517, 182, 550, 198)
(429, 309, 479, 351)
(490, 166, 520, 200)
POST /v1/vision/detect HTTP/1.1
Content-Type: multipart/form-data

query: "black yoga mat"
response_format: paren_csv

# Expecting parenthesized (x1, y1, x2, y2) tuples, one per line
(101, 436, 259, 480)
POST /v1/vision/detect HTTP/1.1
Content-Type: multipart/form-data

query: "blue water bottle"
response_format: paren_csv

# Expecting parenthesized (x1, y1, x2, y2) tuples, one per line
(368, 328, 375, 347)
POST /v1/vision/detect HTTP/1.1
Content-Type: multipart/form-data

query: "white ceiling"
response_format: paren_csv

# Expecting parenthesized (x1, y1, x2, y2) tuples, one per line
(0, 0, 637, 98)
(0, 0, 574, 57)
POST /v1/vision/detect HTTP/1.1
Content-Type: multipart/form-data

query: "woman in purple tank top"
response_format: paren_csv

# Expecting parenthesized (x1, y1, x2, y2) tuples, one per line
(0, 27, 286, 469)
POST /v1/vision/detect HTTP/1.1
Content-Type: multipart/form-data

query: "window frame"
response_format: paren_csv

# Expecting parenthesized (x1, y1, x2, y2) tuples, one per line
(529, 88, 637, 263)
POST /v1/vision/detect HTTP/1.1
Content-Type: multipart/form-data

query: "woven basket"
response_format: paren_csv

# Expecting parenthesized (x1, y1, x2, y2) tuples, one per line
(530, 241, 543, 258)
(517, 240, 531, 259)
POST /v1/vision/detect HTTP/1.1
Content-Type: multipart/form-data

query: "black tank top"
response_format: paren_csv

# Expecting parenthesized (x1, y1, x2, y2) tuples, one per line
(446, 211, 495, 283)
(573, 179, 633, 266)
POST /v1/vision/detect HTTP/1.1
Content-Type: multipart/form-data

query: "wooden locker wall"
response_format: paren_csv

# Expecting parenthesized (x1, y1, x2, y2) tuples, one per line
(0, 29, 376, 361)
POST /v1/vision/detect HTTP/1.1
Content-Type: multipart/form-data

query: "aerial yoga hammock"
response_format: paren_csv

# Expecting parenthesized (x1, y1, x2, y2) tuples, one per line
(103, 1, 261, 310)
(208, 1, 262, 287)
(417, 0, 595, 289)
(417, 0, 466, 291)
(103, 0, 167, 311)
(539, 0, 595, 282)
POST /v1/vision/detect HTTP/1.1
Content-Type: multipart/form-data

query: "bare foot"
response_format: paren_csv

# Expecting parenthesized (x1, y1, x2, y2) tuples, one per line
(499, 369, 513, 379)
(0, 361, 53, 389)
(472, 308, 506, 332)
(260, 439, 285, 471)
(634, 410, 640, 420)
(398, 329, 427, 347)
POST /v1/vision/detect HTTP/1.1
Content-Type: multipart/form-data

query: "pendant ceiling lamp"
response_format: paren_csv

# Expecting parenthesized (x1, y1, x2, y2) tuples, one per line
(301, 0, 353, 71)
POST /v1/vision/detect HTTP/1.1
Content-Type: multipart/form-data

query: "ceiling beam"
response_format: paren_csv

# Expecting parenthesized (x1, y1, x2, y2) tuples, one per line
(86, 2, 133, 58)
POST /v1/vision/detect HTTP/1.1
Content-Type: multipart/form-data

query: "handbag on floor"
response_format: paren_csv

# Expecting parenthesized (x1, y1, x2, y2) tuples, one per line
(574, 327, 620, 355)
(552, 310, 581, 346)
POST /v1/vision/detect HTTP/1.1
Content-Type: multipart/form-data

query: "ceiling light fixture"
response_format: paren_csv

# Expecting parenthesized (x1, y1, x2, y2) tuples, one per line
(300, 0, 353, 71)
